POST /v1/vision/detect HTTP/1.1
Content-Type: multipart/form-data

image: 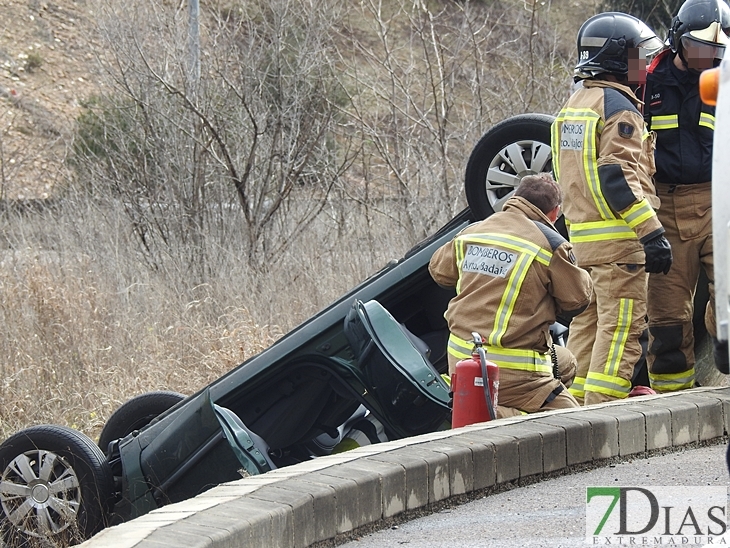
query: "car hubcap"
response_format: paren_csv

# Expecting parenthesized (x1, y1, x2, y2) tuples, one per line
(0, 449, 81, 537)
(486, 139, 552, 212)
(31, 483, 51, 504)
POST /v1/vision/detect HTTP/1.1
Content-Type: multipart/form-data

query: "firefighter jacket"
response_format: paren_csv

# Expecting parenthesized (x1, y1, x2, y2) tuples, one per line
(552, 79, 664, 266)
(428, 196, 593, 375)
(643, 49, 714, 185)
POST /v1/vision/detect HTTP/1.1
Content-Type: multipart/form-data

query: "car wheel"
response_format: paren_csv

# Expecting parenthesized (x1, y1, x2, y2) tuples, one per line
(465, 113, 555, 220)
(0, 425, 114, 547)
(98, 391, 185, 453)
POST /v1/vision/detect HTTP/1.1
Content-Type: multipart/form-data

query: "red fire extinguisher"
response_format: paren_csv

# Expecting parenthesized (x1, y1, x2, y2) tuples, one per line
(451, 332, 499, 428)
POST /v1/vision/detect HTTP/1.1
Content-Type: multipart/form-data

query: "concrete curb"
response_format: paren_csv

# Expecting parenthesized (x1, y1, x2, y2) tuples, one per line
(78, 387, 730, 548)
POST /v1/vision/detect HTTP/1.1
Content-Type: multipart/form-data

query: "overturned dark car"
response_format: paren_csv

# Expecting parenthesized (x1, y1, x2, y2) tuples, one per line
(0, 113, 712, 547)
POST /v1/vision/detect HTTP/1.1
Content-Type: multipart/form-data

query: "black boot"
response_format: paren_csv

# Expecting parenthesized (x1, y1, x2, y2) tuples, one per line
(713, 337, 729, 374)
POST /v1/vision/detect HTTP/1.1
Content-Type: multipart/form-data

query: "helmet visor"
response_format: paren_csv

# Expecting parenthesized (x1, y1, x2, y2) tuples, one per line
(636, 34, 665, 59)
(688, 21, 730, 47)
(680, 34, 726, 69)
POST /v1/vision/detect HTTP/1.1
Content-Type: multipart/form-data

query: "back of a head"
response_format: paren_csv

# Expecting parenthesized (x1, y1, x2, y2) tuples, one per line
(574, 12, 664, 81)
(669, 0, 730, 66)
(513, 173, 561, 215)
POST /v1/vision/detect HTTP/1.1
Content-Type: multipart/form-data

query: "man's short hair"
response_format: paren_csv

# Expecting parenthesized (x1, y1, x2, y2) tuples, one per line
(513, 173, 562, 214)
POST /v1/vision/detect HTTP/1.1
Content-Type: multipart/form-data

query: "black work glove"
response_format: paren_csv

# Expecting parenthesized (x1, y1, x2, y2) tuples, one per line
(642, 234, 672, 274)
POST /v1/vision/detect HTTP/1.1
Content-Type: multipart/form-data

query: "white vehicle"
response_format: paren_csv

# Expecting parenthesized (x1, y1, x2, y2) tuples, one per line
(702, 54, 730, 364)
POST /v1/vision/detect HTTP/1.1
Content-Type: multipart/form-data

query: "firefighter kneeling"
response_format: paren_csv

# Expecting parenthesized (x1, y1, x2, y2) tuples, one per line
(429, 173, 593, 420)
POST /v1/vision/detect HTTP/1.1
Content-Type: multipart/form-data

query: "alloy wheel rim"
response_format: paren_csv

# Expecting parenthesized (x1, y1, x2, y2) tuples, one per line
(485, 139, 552, 212)
(0, 449, 81, 537)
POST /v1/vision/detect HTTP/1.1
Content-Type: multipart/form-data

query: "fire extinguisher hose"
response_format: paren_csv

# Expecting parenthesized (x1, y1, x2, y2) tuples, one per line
(476, 346, 497, 421)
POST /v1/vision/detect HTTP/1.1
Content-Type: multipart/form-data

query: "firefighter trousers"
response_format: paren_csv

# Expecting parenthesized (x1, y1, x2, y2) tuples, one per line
(446, 342, 579, 417)
(567, 262, 647, 405)
(647, 182, 714, 392)
(496, 367, 579, 418)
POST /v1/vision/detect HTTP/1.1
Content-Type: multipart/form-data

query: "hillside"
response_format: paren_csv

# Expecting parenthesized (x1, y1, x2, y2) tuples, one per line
(0, 0, 100, 200)
(0, 0, 595, 205)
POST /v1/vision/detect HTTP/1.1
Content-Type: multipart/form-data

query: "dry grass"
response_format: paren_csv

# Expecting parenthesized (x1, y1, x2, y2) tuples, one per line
(0, 239, 286, 441)
(0, 191, 416, 443)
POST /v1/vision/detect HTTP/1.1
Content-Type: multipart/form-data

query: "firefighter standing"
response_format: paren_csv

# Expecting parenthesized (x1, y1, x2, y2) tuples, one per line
(551, 13, 672, 405)
(429, 174, 592, 417)
(643, 0, 730, 391)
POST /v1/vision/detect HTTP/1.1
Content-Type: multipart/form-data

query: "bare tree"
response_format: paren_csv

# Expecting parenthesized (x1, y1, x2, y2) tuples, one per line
(67, 0, 582, 303)
(333, 0, 574, 240)
(73, 0, 352, 276)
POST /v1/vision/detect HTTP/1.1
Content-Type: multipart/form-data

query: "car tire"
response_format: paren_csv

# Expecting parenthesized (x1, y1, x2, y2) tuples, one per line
(0, 425, 114, 547)
(465, 113, 556, 220)
(98, 391, 185, 454)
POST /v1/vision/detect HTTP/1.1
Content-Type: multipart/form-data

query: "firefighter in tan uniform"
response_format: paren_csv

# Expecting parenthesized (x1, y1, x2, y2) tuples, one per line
(552, 13, 672, 405)
(643, 0, 730, 392)
(429, 174, 593, 417)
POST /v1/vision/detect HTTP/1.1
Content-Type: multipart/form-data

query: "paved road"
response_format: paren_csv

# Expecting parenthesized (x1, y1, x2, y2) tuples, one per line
(339, 443, 730, 548)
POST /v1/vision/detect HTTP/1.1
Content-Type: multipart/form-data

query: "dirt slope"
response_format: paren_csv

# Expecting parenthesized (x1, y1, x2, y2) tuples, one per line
(0, 0, 100, 199)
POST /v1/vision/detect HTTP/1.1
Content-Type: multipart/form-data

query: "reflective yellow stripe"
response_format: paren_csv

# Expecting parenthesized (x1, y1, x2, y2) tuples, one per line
(448, 334, 553, 374)
(453, 233, 551, 347)
(485, 346, 552, 374)
(490, 251, 532, 346)
(568, 200, 654, 242)
(584, 371, 632, 398)
(553, 108, 612, 220)
(551, 117, 561, 181)
(457, 233, 552, 267)
(448, 336, 473, 361)
(648, 368, 696, 392)
(568, 377, 586, 400)
(651, 116, 679, 130)
(604, 298, 632, 377)
(650, 114, 679, 130)
(641, 126, 650, 141)
(454, 238, 465, 295)
(623, 198, 655, 229)
(699, 112, 715, 130)
(569, 220, 637, 243)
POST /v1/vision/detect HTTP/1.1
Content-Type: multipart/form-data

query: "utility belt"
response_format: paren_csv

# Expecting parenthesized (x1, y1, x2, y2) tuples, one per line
(447, 333, 553, 375)
(542, 384, 564, 407)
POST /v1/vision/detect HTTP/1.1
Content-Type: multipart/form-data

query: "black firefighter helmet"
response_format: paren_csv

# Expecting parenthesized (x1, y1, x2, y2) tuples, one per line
(574, 12, 664, 81)
(669, 0, 730, 67)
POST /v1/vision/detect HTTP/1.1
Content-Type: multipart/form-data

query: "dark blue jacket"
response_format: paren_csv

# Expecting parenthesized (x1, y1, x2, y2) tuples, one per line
(643, 49, 715, 185)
